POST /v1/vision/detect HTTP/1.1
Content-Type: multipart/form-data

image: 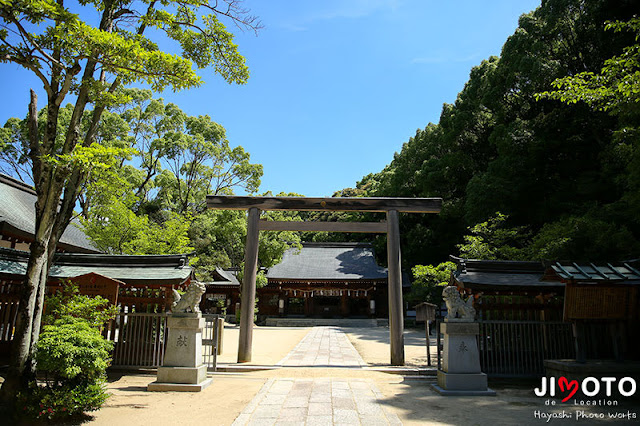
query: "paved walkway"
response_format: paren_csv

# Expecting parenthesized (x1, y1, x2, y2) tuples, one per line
(232, 327, 402, 426)
(276, 326, 366, 367)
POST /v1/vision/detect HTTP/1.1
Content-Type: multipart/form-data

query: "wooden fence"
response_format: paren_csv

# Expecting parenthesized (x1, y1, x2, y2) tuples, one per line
(107, 312, 221, 370)
(0, 280, 20, 356)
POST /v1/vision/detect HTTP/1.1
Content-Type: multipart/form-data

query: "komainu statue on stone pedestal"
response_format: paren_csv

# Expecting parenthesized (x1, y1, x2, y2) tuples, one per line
(172, 281, 206, 314)
(442, 286, 476, 321)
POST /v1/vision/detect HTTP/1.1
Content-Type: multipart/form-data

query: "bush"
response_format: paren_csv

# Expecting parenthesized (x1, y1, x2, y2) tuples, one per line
(36, 320, 114, 383)
(15, 284, 117, 421)
(43, 282, 119, 329)
(17, 379, 108, 421)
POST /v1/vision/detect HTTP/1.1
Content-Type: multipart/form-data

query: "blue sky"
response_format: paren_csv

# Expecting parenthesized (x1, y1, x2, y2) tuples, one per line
(0, 0, 541, 196)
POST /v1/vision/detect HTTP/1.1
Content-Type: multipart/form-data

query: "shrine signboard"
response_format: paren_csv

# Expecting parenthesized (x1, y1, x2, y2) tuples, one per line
(70, 272, 121, 306)
(563, 283, 637, 321)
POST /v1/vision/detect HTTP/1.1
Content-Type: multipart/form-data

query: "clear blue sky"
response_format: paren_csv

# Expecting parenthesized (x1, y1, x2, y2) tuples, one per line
(0, 0, 541, 197)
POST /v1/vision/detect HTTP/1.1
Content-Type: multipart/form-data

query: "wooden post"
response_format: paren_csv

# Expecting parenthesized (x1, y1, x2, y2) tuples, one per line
(216, 317, 224, 356)
(572, 321, 586, 364)
(238, 207, 260, 363)
(386, 209, 405, 366)
(426, 320, 431, 367)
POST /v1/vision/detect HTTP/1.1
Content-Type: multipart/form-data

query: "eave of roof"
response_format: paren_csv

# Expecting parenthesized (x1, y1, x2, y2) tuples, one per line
(0, 174, 100, 253)
(0, 247, 192, 285)
(550, 261, 640, 283)
(455, 271, 563, 289)
(451, 257, 640, 290)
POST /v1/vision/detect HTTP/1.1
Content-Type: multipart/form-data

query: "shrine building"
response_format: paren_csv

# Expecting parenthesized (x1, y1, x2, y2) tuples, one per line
(260, 242, 397, 318)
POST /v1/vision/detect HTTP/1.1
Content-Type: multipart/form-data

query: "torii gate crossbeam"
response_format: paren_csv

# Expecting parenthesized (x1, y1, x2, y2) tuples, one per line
(206, 196, 442, 366)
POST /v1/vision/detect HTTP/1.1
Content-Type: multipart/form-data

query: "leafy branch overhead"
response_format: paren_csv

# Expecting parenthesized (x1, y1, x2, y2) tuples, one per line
(0, 0, 261, 403)
(0, 0, 258, 99)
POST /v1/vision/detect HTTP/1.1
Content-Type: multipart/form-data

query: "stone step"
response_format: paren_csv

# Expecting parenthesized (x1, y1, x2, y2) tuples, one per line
(264, 318, 389, 327)
(366, 366, 438, 377)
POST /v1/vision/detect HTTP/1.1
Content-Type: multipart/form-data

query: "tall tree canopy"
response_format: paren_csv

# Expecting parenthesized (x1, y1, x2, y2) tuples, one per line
(346, 0, 640, 268)
(0, 0, 260, 400)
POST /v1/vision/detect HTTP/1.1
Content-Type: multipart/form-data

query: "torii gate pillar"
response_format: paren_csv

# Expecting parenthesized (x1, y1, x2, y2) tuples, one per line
(238, 207, 260, 363)
(386, 209, 404, 365)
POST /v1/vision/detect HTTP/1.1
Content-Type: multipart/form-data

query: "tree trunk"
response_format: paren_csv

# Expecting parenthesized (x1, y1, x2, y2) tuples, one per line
(0, 240, 49, 399)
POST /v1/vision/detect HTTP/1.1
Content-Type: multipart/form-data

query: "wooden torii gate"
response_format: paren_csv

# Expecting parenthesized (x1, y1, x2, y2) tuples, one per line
(206, 196, 442, 366)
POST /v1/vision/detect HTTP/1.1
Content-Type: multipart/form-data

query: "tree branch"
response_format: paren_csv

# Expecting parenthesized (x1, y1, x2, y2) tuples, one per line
(2, 50, 53, 96)
(0, 11, 64, 68)
(26, 90, 41, 186)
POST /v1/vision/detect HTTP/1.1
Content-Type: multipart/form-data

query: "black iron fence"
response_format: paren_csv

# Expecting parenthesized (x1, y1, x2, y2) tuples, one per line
(477, 320, 574, 377)
(436, 319, 575, 377)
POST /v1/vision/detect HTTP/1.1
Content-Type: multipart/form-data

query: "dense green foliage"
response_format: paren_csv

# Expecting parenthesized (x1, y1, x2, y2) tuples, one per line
(42, 283, 119, 329)
(16, 285, 116, 421)
(409, 262, 457, 306)
(346, 0, 640, 267)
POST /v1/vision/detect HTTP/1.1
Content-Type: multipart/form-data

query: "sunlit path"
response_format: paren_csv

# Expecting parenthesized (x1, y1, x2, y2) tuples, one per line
(233, 326, 402, 425)
(276, 326, 366, 367)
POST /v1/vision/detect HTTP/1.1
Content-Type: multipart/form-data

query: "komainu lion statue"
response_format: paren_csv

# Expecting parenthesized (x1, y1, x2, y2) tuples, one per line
(442, 286, 476, 321)
(172, 281, 206, 314)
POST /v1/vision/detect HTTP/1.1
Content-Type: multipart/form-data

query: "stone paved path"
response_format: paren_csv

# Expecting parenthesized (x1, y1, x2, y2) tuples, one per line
(232, 327, 402, 426)
(276, 326, 366, 367)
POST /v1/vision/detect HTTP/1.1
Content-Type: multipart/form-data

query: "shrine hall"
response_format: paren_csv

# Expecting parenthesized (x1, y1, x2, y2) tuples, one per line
(204, 242, 410, 320)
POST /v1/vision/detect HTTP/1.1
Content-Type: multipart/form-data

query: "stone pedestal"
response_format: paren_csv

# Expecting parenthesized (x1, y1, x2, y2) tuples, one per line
(431, 321, 495, 396)
(148, 314, 213, 392)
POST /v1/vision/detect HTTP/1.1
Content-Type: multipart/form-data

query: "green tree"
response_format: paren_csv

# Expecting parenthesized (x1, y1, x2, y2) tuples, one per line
(354, 0, 640, 266)
(73, 98, 262, 257)
(109, 93, 263, 215)
(409, 262, 457, 306)
(0, 0, 260, 401)
(538, 17, 640, 117)
(457, 213, 530, 260)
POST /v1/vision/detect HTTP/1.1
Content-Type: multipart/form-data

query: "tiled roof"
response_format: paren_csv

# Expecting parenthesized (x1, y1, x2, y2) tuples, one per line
(204, 268, 240, 287)
(551, 262, 640, 282)
(0, 247, 192, 286)
(450, 256, 640, 289)
(267, 242, 388, 281)
(0, 174, 99, 253)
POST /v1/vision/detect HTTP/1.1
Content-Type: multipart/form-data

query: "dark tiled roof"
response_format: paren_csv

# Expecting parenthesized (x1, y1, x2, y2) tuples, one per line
(550, 261, 640, 283)
(267, 242, 388, 281)
(450, 256, 640, 290)
(0, 247, 192, 286)
(450, 256, 560, 290)
(204, 268, 240, 287)
(0, 174, 99, 253)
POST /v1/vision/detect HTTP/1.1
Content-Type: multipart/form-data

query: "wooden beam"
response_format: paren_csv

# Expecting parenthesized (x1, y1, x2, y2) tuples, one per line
(238, 207, 260, 363)
(387, 209, 405, 366)
(258, 220, 387, 233)
(207, 195, 442, 213)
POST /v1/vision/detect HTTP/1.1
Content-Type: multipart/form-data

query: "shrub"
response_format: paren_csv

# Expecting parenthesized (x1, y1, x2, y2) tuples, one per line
(43, 282, 119, 329)
(17, 379, 109, 421)
(15, 284, 117, 421)
(36, 320, 114, 383)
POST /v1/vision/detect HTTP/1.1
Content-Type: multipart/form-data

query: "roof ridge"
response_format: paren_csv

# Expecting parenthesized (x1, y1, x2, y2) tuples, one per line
(0, 173, 36, 195)
(301, 241, 373, 248)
